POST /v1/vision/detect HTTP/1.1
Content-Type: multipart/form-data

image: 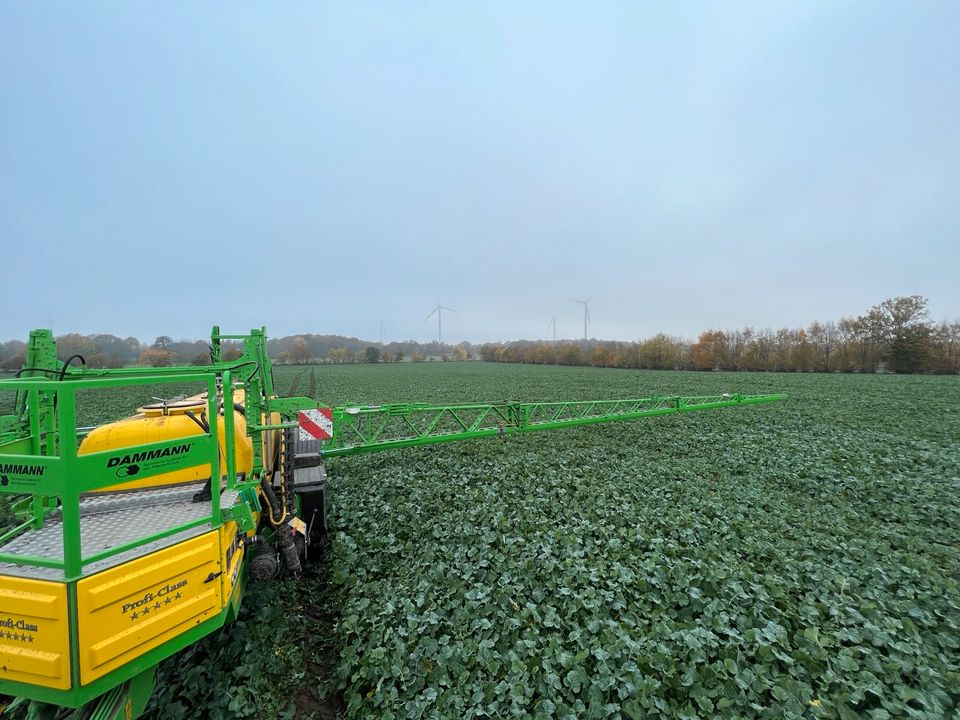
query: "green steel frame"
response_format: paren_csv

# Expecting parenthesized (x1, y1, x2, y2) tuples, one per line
(0, 328, 313, 715)
(319, 393, 787, 457)
(0, 326, 787, 718)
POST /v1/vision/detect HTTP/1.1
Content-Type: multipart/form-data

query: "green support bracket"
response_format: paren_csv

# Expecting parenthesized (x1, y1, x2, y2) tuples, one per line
(224, 501, 257, 533)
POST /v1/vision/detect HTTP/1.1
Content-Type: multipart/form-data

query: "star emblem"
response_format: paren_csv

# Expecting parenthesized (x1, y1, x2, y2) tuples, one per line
(27, 635, 34, 643)
(164, 597, 172, 605)
(154, 602, 161, 610)
(142, 606, 150, 615)
(174, 592, 182, 600)
(131, 612, 139, 620)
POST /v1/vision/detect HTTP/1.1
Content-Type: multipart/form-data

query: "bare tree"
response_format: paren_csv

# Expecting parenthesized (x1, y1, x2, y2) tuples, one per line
(807, 320, 837, 372)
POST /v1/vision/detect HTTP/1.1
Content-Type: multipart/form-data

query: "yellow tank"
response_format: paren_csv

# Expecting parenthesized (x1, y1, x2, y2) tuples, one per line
(78, 393, 254, 493)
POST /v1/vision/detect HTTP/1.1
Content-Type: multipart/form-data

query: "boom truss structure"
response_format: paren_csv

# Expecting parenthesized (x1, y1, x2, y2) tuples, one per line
(316, 393, 787, 457)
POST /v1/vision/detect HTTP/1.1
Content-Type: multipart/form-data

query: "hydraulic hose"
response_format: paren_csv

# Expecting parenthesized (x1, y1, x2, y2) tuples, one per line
(259, 477, 301, 575)
(58, 354, 86, 381)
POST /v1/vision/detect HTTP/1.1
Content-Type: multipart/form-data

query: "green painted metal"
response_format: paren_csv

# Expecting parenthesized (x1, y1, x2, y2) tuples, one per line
(81, 668, 155, 720)
(0, 328, 287, 713)
(222, 370, 238, 488)
(318, 393, 787, 457)
(225, 501, 256, 533)
(0, 374, 225, 577)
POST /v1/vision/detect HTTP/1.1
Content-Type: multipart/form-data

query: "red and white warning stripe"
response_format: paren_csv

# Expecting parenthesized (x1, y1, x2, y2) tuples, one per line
(299, 408, 333, 441)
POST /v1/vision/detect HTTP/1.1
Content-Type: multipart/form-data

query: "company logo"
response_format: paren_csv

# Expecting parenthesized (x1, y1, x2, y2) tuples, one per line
(0, 617, 39, 632)
(121, 578, 188, 621)
(106, 443, 192, 478)
(0, 463, 45, 478)
(0, 616, 38, 643)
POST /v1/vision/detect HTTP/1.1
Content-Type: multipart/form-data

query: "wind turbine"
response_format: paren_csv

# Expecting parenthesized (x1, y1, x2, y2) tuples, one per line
(568, 297, 592, 341)
(547, 314, 559, 342)
(424, 303, 458, 344)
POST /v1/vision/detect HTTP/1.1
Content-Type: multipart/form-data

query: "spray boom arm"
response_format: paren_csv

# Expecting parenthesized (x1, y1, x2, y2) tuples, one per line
(299, 393, 786, 458)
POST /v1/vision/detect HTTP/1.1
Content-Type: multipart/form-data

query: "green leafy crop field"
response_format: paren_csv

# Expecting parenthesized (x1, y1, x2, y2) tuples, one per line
(283, 364, 959, 720)
(4, 364, 960, 719)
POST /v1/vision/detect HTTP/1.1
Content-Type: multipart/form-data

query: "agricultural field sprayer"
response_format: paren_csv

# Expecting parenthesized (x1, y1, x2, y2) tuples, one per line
(0, 327, 785, 719)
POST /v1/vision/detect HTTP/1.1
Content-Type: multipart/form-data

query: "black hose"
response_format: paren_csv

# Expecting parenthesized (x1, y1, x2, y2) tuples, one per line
(184, 410, 209, 433)
(17, 356, 86, 416)
(16, 354, 85, 382)
(233, 402, 246, 416)
(258, 477, 283, 525)
(223, 360, 259, 382)
(15, 367, 61, 378)
(259, 478, 301, 574)
(58, 354, 86, 381)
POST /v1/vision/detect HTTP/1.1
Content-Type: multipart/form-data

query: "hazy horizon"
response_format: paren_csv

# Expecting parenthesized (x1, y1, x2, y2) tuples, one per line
(1, 290, 954, 349)
(3, 2, 958, 344)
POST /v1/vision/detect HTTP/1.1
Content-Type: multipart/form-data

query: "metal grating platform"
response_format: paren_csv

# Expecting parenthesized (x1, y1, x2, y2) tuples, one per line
(0, 483, 239, 581)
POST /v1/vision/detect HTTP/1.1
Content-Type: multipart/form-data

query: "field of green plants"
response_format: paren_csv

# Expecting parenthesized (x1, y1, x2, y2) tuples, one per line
(2, 364, 959, 719)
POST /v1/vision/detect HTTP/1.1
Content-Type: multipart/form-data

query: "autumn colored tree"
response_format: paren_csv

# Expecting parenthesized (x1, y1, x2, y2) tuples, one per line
(639, 334, 683, 370)
(691, 331, 727, 370)
(140, 347, 175, 367)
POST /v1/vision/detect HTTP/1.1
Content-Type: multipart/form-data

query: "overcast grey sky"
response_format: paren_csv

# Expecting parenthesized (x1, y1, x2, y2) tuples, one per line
(2, 2, 957, 344)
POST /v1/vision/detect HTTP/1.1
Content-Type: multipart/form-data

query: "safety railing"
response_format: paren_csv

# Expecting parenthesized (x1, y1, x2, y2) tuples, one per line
(0, 369, 241, 580)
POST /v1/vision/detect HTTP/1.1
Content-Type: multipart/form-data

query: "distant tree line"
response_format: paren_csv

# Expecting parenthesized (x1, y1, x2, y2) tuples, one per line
(0, 331, 475, 370)
(267, 334, 474, 364)
(478, 297, 960, 374)
(0, 296, 954, 373)
(0, 333, 248, 370)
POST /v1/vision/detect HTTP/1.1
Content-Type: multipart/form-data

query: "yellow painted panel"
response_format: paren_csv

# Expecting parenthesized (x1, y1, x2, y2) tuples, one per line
(76, 533, 222, 684)
(0, 575, 71, 690)
(219, 522, 244, 607)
